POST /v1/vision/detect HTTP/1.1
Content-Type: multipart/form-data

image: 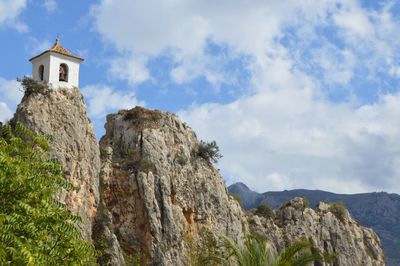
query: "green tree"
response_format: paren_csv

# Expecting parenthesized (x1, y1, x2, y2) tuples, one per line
(196, 140, 223, 164)
(208, 235, 326, 266)
(0, 123, 96, 265)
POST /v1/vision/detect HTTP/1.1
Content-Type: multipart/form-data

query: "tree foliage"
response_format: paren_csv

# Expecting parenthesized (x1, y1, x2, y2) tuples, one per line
(0, 123, 96, 265)
(208, 235, 326, 266)
(196, 140, 223, 164)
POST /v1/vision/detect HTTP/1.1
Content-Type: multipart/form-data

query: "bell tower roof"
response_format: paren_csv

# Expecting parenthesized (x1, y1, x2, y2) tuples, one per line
(29, 38, 84, 62)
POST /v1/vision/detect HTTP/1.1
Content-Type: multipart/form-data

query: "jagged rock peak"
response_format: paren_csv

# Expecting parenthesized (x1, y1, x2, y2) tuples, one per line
(97, 107, 247, 265)
(10, 86, 386, 266)
(12, 87, 100, 241)
(250, 197, 385, 266)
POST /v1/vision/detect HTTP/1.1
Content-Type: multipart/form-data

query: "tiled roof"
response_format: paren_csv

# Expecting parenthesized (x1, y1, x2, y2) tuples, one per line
(29, 39, 84, 62)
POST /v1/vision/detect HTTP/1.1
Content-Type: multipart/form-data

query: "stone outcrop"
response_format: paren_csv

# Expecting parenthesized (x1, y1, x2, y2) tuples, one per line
(97, 107, 246, 265)
(229, 182, 400, 265)
(249, 197, 385, 265)
(12, 86, 386, 265)
(12, 87, 100, 241)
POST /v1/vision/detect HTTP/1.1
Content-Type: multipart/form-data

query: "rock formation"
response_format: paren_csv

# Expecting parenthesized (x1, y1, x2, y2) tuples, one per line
(12, 87, 100, 241)
(96, 107, 246, 265)
(12, 85, 386, 265)
(249, 197, 385, 265)
(229, 182, 400, 265)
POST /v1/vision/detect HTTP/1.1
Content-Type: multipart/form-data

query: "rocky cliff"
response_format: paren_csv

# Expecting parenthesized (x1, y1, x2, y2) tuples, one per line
(11, 86, 386, 265)
(229, 182, 400, 265)
(96, 107, 246, 265)
(249, 198, 385, 265)
(12, 87, 100, 241)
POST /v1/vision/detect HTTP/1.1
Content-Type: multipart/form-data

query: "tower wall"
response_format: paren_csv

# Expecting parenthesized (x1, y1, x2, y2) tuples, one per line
(48, 53, 81, 89)
(31, 53, 81, 89)
(31, 53, 51, 83)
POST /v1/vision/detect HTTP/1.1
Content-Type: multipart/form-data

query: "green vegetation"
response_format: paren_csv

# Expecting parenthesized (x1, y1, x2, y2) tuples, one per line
(302, 198, 310, 210)
(255, 204, 274, 219)
(282, 198, 309, 211)
(17, 76, 48, 96)
(185, 228, 219, 266)
(122, 107, 162, 129)
(208, 235, 325, 266)
(0, 123, 96, 265)
(329, 202, 347, 222)
(124, 251, 143, 266)
(230, 193, 244, 209)
(196, 140, 223, 164)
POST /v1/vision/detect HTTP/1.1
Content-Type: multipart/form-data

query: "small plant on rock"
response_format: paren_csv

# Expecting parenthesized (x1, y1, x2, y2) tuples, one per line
(255, 204, 274, 219)
(229, 193, 243, 209)
(303, 198, 310, 209)
(196, 140, 222, 164)
(329, 202, 347, 222)
(17, 76, 48, 96)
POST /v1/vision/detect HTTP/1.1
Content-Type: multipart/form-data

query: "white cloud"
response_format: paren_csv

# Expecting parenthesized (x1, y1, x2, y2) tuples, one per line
(330, 2, 400, 79)
(0, 102, 13, 123)
(0, 77, 23, 123)
(92, 0, 400, 91)
(42, 0, 57, 12)
(81, 84, 144, 117)
(180, 89, 400, 194)
(333, 2, 374, 38)
(0, 77, 23, 104)
(91, 0, 339, 85)
(109, 55, 150, 85)
(309, 46, 356, 86)
(91, 0, 400, 194)
(389, 66, 400, 78)
(25, 37, 52, 56)
(0, 0, 28, 32)
(263, 173, 293, 191)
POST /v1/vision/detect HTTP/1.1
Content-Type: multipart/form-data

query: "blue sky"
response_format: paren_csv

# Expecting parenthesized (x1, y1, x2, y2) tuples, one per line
(1, 0, 400, 194)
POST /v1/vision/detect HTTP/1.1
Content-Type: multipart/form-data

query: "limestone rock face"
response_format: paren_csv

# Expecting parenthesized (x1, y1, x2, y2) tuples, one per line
(12, 88, 100, 241)
(12, 89, 386, 266)
(98, 107, 247, 265)
(249, 197, 385, 266)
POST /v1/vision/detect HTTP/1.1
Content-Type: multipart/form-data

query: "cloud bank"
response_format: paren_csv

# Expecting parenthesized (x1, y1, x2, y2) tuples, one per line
(65, 1, 400, 193)
(0, 0, 28, 32)
(81, 84, 144, 134)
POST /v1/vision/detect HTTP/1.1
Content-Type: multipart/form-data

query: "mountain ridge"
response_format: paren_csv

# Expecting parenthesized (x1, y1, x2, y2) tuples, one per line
(229, 182, 400, 266)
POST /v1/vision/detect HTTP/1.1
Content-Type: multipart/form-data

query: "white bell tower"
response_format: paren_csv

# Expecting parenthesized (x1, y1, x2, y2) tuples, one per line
(29, 38, 84, 89)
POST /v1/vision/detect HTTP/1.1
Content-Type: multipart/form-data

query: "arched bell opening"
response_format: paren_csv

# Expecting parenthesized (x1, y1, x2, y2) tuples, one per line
(38, 65, 44, 81)
(59, 63, 68, 82)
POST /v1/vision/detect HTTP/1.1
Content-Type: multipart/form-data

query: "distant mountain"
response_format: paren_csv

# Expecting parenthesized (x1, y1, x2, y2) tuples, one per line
(229, 182, 400, 266)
